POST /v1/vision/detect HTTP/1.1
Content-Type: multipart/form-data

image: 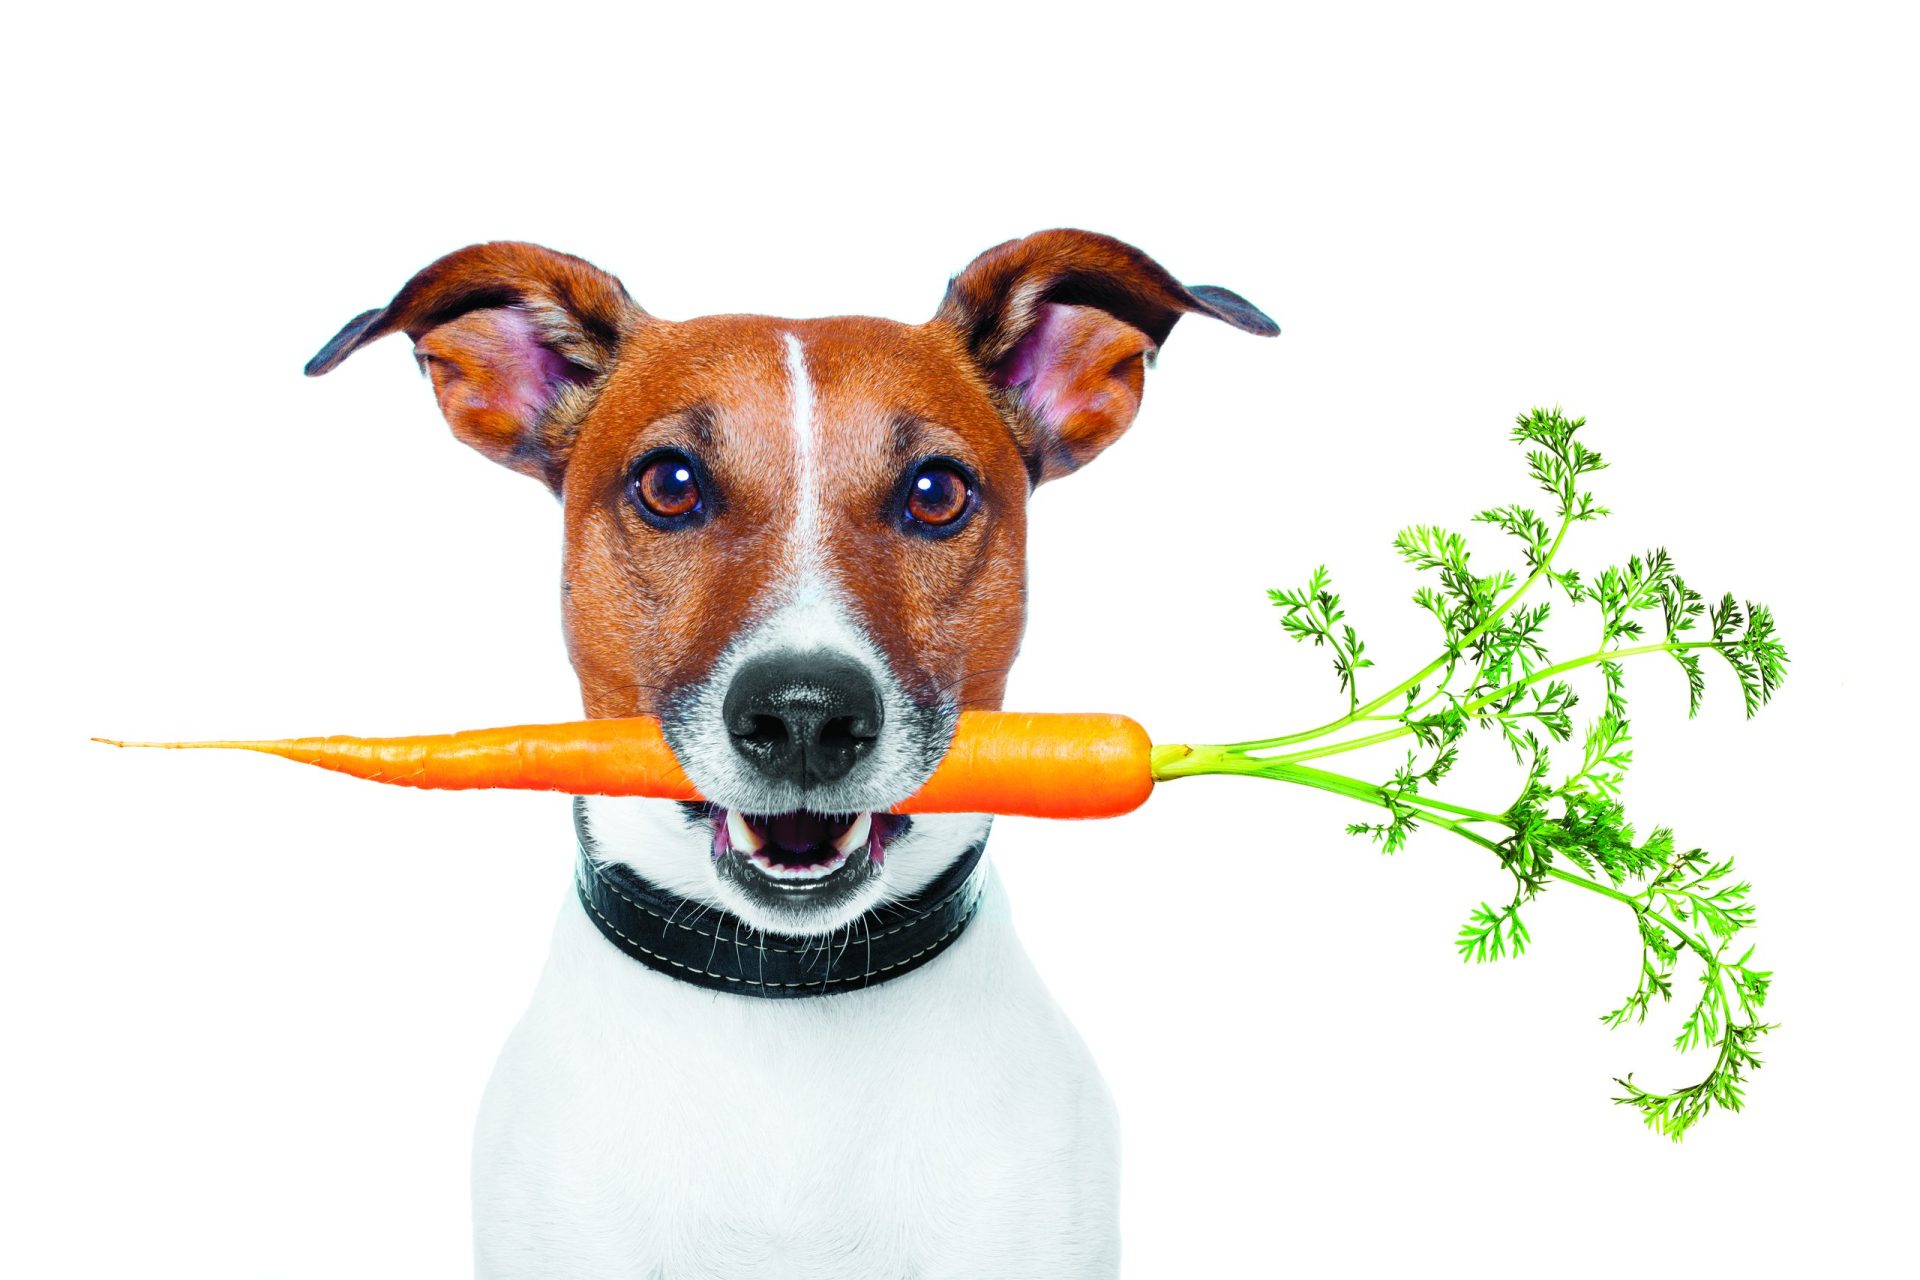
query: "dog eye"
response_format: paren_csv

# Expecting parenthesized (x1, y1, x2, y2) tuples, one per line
(629, 450, 704, 524)
(903, 460, 975, 531)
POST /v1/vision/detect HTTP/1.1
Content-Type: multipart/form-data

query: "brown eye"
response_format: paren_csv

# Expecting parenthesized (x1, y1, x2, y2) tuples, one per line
(629, 450, 704, 524)
(904, 460, 975, 531)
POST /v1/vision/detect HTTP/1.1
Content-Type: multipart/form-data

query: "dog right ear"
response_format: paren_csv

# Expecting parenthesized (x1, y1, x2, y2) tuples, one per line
(934, 229, 1277, 485)
(305, 242, 639, 491)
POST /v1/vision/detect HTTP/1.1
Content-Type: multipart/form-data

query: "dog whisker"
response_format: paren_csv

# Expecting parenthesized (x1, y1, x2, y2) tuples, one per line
(925, 665, 1018, 701)
(574, 679, 669, 714)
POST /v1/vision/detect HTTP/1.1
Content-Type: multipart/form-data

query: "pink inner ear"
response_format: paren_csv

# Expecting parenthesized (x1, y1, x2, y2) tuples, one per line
(416, 307, 592, 479)
(988, 303, 1155, 479)
(991, 302, 1089, 430)
(991, 302, 1154, 430)
(459, 307, 583, 424)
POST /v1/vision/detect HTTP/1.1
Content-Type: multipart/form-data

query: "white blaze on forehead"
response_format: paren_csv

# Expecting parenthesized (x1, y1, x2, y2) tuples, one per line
(782, 332, 826, 583)
(656, 333, 944, 819)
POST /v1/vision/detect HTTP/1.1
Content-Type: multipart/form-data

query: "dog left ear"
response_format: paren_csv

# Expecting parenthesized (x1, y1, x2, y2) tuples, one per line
(304, 241, 639, 491)
(934, 229, 1277, 484)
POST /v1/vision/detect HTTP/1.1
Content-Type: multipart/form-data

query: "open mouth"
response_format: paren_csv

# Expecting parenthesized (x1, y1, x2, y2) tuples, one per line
(702, 806, 910, 894)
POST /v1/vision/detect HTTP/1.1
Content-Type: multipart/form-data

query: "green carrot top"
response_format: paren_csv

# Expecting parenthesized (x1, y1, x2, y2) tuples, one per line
(1153, 408, 1788, 1140)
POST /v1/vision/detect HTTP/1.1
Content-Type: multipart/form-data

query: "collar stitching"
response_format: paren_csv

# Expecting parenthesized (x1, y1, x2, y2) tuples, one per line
(583, 853, 983, 952)
(575, 866, 983, 989)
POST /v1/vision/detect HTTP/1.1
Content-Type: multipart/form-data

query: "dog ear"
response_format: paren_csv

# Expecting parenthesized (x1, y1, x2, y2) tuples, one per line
(305, 242, 639, 490)
(934, 229, 1277, 484)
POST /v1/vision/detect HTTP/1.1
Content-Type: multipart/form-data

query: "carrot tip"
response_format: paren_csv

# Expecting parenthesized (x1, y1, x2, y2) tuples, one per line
(92, 738, 212, 750)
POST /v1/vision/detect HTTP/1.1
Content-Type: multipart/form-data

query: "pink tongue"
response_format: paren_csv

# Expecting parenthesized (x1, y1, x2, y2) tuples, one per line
(759, 812, 847, 856)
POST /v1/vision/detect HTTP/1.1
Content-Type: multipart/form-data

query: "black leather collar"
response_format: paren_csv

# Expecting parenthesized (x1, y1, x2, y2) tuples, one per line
(573, 801, 987, 998)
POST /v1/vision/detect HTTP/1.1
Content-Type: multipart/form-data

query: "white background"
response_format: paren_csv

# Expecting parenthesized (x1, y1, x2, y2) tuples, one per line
(5, 3, 1914, 1275)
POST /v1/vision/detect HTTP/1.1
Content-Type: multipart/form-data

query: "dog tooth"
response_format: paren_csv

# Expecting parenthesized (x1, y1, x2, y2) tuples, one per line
(727, 809, 764, 855)
(834, 812, 873, 857)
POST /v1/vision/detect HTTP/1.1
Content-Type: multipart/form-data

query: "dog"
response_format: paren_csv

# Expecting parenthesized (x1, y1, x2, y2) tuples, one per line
(307, 229, 1275, 1278)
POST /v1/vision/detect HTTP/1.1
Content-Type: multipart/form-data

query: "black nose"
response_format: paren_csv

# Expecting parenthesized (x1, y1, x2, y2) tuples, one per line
(723, 653, 884, 786)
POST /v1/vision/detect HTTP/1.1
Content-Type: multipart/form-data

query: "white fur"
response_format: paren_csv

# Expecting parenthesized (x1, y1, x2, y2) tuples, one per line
(660, 332, 949, 836)
(470, 328, 1119, 1274)
(663, 587, 943, 845)
(472, 805, 1121, 1279)
(781, 332, 826, 582)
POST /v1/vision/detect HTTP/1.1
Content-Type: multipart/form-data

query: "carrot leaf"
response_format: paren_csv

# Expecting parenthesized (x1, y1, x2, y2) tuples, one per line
(1155, 407, 1787, 1140)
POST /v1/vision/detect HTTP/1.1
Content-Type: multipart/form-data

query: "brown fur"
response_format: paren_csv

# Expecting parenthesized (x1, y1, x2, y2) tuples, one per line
(556, 313, 1028, 717)
(306, 231, 1274, 722)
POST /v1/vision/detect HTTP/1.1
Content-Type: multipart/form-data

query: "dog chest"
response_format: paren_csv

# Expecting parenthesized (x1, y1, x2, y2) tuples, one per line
(471, 871, 1121, 1278)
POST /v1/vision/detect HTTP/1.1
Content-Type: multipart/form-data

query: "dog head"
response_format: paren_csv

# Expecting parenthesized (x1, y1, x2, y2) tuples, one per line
(309, 230, 1275, 934)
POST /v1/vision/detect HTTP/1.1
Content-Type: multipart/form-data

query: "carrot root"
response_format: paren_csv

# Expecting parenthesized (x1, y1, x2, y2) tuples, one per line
(93, 711, 1155, 820)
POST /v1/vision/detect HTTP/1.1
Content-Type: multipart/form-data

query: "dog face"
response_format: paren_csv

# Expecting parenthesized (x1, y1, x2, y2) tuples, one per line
(308, 231, 1274, 934)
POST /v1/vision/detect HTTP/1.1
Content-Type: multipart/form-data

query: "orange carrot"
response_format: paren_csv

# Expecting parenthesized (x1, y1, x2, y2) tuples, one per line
(890, 712, 1152, 818)
(95, 718, 700, 801)
(94, 710, 1157, 819)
